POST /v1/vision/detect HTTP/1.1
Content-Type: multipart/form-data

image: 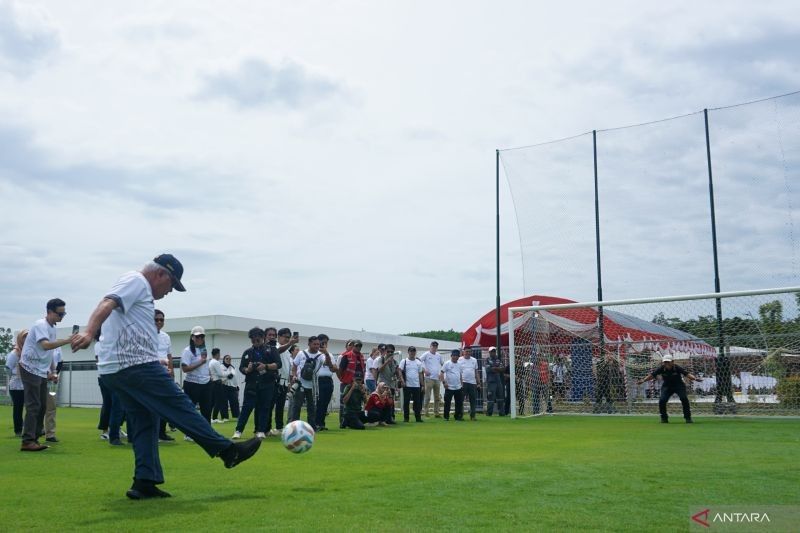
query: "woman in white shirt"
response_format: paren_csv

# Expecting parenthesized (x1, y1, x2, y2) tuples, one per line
(5, 329, 28, 436)
(180, 326, 213, 430)
(219, 354, 240, 422)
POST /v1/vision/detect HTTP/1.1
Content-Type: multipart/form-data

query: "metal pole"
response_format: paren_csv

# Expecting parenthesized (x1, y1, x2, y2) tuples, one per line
(68, 363, 73, 407)
(593, 131, 605, 353)
(496, 149, 502, 354)
(509, 306, 517, 418)
(704, 109, 732, 406)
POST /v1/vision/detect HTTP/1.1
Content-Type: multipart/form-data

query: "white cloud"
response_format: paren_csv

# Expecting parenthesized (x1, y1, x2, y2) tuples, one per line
(0, 0, 59, 78)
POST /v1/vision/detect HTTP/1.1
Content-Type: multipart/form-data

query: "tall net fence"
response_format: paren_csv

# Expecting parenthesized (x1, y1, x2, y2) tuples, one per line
(499, 91, 800, 301)
(508, 288, 800, 418)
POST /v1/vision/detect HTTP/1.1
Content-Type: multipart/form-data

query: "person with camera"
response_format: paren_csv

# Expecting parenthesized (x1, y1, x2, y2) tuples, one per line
(271, 328, 298, 435)
(377, 343, 403, 422)
(400, 346, 425, 423)
(232, 328, 281, 440)
(340, 374, 371, 429)
(364, 381, 396, 425)
(336, 340, 366, 428)
(314, 333, 338, 431)
(290, 336, 324, 429)
(219, 354, 240, 422)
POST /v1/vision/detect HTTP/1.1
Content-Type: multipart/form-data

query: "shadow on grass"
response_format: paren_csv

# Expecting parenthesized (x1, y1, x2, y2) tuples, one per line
(77, 492, 262, 526)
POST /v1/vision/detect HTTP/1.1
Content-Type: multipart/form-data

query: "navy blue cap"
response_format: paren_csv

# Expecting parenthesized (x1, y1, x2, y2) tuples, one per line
(153, 254, 186, 292)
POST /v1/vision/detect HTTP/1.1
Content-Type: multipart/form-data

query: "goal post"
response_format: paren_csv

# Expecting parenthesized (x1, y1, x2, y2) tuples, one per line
(508, 287, 800, 419)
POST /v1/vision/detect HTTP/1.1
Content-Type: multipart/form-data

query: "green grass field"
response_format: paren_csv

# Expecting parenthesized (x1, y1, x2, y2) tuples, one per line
(2, 406, 799, 532)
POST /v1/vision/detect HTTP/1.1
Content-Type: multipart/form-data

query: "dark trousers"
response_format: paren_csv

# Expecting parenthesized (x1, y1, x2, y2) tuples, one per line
(183, 381, 213, 422)
(315, 377, 334, 429)
(532, 383, 551, 414)
(20, 366, 47, 445)
(659, 385, 692, 421)
(10, 389, 25, 434)
(403, 386, 423, 421)
(273, 384, 288, 430)
(101, 362, 231, 484)
(108, 390, 126, 441)
(338, 383, 348, 428)
(211, 381, 226, 420)
(343, 408, 385, 429)
(236, 382, 274, 433)
(221, 385, 241, 420)
(485, 379, 505, 416)
(444, 388, 464, 420)
(98, 377, 113, 430)
(289, 385, 316, 428)
(463, 383, 478, 419)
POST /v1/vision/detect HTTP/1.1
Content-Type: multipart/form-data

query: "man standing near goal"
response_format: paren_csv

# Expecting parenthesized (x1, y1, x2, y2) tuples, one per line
(72, 254, 262, 499)
(637, 354, 701, 423)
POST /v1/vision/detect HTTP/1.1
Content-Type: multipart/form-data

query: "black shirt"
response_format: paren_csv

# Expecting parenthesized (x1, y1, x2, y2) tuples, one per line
(651, 364, 689, 388)
(240, 345, 281, 384)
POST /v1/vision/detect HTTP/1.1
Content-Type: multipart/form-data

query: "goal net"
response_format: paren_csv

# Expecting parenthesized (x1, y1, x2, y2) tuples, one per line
(508, 287, 800, 418)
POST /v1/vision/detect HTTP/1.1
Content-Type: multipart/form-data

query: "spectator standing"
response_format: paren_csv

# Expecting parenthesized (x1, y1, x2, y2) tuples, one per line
(274, 341, 298, 434)
(336, 340, 365, 428)
(594, 353, 621, 414)
(5, 329, 28, 437)
(377, 344, 403, 422)
(365, 345, 381, 393)
(19, 298, 75, 451)
(550, 355, 568, 404)
(420, 341, 444, 418)
(154, 309, 176, 439)
(219, 354, 240, 422)
(233, 328, 280, 440)
(43, 347, 63, 442)
(181, 326, 213, 437)
(290, 336, 323, 429)
(400, 347, 425, 423)
(484, 347, 506, 416)
(314, 333, 338, 432)
(457, 348, 481, 421)
(531, 353, 552, 414)
(440, 350, 464, 421)
(71, 255, 261, 499)
(209, 348, 226, 423)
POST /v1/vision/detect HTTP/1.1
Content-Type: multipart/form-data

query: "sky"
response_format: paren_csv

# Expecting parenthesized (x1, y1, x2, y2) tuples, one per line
(1, 0, 799, 335)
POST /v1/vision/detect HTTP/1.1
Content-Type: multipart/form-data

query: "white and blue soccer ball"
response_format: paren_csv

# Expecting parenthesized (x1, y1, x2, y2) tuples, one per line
(281, 420, 315, 454)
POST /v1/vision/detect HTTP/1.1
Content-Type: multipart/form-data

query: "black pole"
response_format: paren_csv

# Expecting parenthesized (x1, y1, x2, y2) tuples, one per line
(704, 109, 733, 407)
(496, 149, 502, 354)
(593, 131, 605, 353)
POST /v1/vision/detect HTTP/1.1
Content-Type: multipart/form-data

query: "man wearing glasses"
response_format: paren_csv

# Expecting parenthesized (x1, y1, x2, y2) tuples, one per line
(154, 309, 175, 441)
(19, 298, 76, 451)
(72, 255, 262, 499)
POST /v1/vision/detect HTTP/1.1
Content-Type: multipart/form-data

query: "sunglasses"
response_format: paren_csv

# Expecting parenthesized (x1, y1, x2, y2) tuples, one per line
(193, 334, 206, 338)
(155, 318, 165, 322)
(55, 311, 67, 317)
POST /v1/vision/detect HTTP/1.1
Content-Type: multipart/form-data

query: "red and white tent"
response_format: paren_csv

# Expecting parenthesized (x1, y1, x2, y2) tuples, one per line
(462, 295, 716, 358)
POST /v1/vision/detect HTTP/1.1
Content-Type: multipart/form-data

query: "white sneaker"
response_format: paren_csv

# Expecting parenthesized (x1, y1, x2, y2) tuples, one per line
(211, 419, 219, 424)
(184, 435, 194, 442)
(120, 429, 128, 438)
(268, 429, 280, 437)
(255, 432, 267, 440)
(99, 432, 109, 440)
(220, 419, 229, 423)
(232, 431, 242, 439)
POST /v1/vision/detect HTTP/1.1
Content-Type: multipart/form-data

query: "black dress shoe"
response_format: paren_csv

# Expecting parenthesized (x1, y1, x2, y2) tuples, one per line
(45, 437, 59, 443)
(219, 437, 262, 469)
(126, 479, 171, 500)
(109, 439, 126, 446)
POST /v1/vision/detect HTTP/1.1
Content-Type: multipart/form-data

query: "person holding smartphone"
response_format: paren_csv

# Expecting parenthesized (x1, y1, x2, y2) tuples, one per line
(314, 333, 338, 431)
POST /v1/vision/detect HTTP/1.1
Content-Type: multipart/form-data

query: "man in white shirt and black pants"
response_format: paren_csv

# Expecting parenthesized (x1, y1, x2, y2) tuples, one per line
(440, 349, 464, 421)
(72, 254, 261, 499)
(19, 298, 75, 451)
(400, 346, 425, 423)
(458, 348, 481, 421)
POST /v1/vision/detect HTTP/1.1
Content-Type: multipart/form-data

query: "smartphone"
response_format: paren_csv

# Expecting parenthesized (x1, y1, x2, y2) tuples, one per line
(72, 324, 80, 335)
(293, 331, 299, 337)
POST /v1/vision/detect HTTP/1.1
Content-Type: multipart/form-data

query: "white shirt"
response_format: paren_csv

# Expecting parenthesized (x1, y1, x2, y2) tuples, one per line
(278, 349, 294, 383)
(220, 363, 239, 388)
(441, 360, 462, 390)
(420, 350, 443, 381)
(317, 352, 334, 378)
(181, 345, 210, 384)
(157, 331, 172, 360)
(293, 350, 323, 389)
(5, 350, 24, 390)
(400, 358, 424, 388)
(208, 358, 224, 381)
(365, 355, 378, 381)
(96, 271, 160, 375)
(20, 318, 57, 378)
(458, 356, 479, 384)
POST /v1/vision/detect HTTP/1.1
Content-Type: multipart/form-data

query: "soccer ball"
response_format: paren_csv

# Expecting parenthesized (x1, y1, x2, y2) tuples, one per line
(281, 420, 315, 454)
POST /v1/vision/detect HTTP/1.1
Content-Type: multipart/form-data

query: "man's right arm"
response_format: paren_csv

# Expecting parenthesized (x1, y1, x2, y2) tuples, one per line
(72, 298, 118, 351)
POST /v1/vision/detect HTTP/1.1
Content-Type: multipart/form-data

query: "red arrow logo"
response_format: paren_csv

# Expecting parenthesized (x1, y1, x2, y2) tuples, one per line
(692, 509, 710, 528)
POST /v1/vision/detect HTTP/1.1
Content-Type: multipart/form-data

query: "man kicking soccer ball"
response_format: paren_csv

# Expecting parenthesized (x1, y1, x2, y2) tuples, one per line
(72, 254, 261, 499)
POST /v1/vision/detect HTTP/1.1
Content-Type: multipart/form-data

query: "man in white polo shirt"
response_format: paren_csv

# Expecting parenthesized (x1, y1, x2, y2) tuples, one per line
(420, 341, 444, 418)
(72, 254, 262, 499)
(458, 348, 481, 421)
(19, 298, 76, 451)
(400, 346, 425, 422)
(440, 349, 464, 421)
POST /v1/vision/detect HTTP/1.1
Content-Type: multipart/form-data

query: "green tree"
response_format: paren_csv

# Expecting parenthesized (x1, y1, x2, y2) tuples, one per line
(0, 327, 14, 359)
(400, 329, 462, 342)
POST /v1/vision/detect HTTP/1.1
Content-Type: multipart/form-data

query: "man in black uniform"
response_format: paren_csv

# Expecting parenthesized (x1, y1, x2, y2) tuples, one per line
(638, 355, 701, 423)
(233, 328, 281, 439)
(484, 347, 506, 416)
